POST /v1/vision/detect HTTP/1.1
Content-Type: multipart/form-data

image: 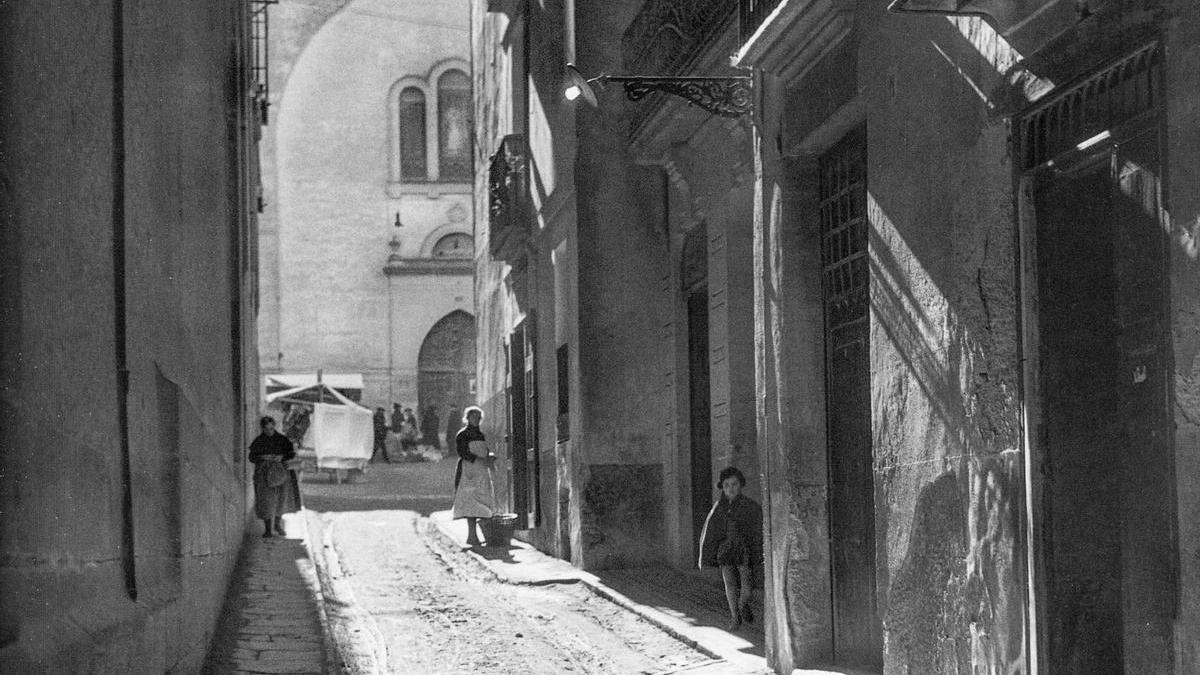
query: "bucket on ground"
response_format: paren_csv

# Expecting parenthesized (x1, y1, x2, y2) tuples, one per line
(481, 513, 519, 547)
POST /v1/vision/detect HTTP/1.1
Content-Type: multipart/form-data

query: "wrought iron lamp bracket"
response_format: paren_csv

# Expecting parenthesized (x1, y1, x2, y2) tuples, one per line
(602, 75, 753, 118)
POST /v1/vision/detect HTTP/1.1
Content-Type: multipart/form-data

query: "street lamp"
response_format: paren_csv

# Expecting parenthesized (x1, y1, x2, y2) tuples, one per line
(563, 63, 752, 119)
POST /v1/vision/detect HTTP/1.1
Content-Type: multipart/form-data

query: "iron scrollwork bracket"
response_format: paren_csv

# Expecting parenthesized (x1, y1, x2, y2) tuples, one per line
(610, 76, 753, 118)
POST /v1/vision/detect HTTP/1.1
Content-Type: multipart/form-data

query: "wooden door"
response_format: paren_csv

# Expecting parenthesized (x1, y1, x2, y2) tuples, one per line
(509, 327, 528, 525)
(687, 286, 712, 560)
(1034, 128, 1174, 673)
(819, 127, 881, 669)
(417, 311, 476, 427)
(523, 321, 540, 528)
(683, 225, 711, 561)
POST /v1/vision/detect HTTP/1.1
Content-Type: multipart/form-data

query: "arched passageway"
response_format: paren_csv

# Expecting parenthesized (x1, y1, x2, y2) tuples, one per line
(417, 310, 477, 429)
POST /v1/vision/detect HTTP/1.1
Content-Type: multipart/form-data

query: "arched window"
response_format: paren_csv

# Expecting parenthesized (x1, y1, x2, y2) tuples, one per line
(437, 70, 472, 182)
(432, 232, 474, 259)
(398, 87, 427, 181)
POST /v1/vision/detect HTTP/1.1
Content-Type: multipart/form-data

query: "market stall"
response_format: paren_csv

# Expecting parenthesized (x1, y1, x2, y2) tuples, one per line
(265, 381, 373, 482)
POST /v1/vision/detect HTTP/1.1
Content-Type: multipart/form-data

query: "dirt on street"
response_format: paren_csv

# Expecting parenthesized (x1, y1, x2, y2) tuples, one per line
(301, 458, 714, 674)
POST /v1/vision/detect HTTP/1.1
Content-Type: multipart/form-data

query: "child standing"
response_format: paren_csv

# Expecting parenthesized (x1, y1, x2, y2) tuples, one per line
(698, 466, 763, 631)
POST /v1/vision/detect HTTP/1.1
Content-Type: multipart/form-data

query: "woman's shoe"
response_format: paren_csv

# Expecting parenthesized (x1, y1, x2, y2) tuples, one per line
(726, 617, 742, 632)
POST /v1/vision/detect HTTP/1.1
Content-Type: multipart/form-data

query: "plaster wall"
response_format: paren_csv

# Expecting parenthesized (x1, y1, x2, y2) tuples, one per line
(0, 0, 258, 670)
(472, 0, 580, 557)
(861, 11, 1025, 672)
(751, 1, 1200, 672)
(1162, 1, 1200, 670)
(261, 0, 474, 411)
(569, 0, 676, 570)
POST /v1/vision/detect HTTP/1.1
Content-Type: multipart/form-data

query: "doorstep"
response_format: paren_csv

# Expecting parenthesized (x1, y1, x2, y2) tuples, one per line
(425, 511, 770, 674)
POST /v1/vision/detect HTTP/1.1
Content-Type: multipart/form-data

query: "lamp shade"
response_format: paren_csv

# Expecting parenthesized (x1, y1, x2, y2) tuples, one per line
(564, 63, 599, 108)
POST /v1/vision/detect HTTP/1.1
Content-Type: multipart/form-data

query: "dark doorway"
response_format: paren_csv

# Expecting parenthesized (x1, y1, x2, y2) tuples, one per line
(1033, 128, 1175, 673)
(508, 320, 540, 529)
(417, 310, 476, 430)
(819, 127, 882, 669)
(1020, 45, 1177, 673)
(683, 225, 711, 561)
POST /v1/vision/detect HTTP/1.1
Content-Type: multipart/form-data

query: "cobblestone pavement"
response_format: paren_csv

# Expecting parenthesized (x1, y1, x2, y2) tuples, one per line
(303, 457, 714, 674)
(204, 514, 326, 675)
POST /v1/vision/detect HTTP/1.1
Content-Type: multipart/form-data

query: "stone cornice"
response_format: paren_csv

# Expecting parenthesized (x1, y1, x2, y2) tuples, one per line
(383, 258, 473, 276)
(733, 0, 853, 84)
(386, 181, 473, 199)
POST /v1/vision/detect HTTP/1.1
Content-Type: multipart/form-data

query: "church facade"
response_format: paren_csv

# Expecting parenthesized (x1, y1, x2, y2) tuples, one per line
(257, 0, 477, 419)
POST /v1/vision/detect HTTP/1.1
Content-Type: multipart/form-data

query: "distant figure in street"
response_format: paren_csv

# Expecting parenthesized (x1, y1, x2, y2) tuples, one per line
(421, 405, 441, 449)
(372, 407, 388, 462)
(391, 403, 404, 433)
(452, 406, 496, 546)
(698, 466, 763, 631)
(445, 406, 460, 457)
(399, 407, 420, 452)
(249, 416, 301, 538)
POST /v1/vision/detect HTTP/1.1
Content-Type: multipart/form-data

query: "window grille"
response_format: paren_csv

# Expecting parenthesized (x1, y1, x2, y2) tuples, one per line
(1020, 44, 1161, 170)
(820, 127, 869, 344)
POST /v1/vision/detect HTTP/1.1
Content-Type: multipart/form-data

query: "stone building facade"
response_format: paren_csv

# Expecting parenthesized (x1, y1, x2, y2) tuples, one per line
(475, 0, 1200, 672)
(0, 1, 262, 670)
(474, 0, 746, 568)
(258, 0, 476, 418)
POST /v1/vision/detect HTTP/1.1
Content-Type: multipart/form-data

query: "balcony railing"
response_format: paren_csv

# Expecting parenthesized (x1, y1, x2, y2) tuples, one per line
(250, 0, 277, 125)
(739, 0, 784, 43)
(621, 0, 738, 133)
(487, 135, 528, 263)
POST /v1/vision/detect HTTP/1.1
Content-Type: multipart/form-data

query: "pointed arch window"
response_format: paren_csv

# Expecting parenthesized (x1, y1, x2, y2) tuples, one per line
(399, 86, 427, 182)
(437, 70, 472, 182)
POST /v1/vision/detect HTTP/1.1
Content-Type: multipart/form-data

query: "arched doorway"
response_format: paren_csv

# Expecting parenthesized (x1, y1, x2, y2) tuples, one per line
(417, 310, 477, 436)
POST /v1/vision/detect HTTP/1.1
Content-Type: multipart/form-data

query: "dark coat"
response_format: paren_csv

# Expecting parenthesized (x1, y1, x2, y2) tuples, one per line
(248, 432, 300, 520)
(698, 493, 763, 573)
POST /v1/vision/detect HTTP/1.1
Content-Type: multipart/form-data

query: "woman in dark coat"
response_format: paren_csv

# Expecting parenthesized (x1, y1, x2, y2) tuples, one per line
(249, 416, 301, 538)
(698, 466, 763, 631)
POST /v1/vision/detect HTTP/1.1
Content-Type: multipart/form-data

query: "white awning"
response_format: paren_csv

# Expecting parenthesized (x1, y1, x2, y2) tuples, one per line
(264, 373, 363, 391)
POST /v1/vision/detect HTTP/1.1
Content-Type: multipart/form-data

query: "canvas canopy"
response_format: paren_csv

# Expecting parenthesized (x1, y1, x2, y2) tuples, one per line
(265, 373, 363, 401)
(266, 382, 373, 471)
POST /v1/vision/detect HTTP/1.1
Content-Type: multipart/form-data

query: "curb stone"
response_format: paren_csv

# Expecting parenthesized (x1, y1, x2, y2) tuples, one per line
(301, 510, 389, 675)
(295, 509, 346, 675)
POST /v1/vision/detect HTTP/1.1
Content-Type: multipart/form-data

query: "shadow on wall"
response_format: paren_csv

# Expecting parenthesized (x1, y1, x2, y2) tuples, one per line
(580, 463, 665, 569)
(881, 462, 1024, 673)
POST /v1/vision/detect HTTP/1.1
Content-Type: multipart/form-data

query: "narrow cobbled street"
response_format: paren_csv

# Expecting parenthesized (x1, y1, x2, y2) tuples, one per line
(301, 457, 718, 674)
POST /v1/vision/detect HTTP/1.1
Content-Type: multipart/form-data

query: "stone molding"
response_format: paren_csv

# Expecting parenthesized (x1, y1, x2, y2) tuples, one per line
(383, 258, 473, 276)
(385, 181, 472, 199)
(733, 0, 853, 84)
